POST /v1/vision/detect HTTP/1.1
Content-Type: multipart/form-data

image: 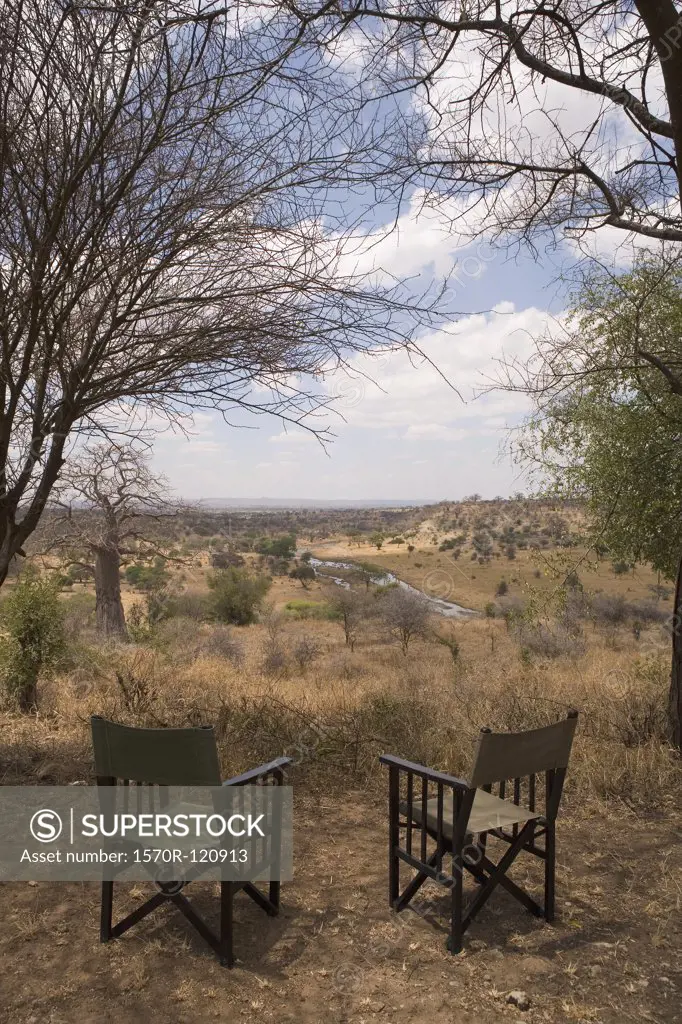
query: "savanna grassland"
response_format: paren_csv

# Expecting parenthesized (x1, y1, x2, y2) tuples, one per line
(0, 499, 680, 1024)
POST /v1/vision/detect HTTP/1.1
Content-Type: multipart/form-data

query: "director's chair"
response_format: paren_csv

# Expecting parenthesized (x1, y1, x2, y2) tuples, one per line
(91, 715, 292, 967)
(380, 710, 578, 953)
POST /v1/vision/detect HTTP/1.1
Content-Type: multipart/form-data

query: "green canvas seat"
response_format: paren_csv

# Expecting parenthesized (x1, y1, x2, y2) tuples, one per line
(91, 715, 292, 967)
(400, 787, 537, 841)
(381, 710, 578, 954)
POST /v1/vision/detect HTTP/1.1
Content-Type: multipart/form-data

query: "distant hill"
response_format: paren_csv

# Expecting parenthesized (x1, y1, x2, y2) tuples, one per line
(196, 497, 429, 510)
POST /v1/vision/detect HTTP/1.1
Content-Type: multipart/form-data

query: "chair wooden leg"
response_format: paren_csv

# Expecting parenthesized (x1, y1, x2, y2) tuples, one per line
(388, 767, 400, 909)
(544, 822, 556, 923)
(448, 853, 464, 954)
(220, 882, 234, 968)
(269, 880, 280, 913)
(100, 880, 113, 943)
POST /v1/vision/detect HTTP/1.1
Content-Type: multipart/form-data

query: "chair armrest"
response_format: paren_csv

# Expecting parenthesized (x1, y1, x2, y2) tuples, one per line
(222, 756, 293, 787)
(379, 753, 469, 790)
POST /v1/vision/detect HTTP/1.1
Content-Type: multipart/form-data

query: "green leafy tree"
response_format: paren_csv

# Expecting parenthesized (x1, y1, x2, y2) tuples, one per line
(0, 567, 65, 711)
(207, 568, 272, 626)
(289, 564, 316, 589)
(514, 255, 682, 746)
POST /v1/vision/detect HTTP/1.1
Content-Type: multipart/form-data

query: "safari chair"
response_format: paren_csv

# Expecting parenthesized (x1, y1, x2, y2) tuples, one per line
(380, 710, 578, 953)
(91, 715, 292, 967)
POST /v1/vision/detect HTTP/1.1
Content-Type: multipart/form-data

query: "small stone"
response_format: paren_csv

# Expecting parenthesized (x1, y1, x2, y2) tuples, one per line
(488, 949, 504, 960)
(506, 991, 531, 1011)
(469, 939, 487, 952)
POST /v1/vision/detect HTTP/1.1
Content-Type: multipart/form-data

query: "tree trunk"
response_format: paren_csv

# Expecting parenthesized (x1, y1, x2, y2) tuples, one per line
(94, 546, 127, 638)
(16, 664, 38, 714)
(669, 553, 682, 750)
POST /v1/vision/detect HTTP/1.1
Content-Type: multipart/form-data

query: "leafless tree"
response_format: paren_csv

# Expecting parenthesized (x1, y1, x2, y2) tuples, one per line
(329, 586, 369, 650)
(287, 1, 682, 246)
(0, 0, 443, 586)
(380, 585, 430, 654)
(39, 443, 180, 637)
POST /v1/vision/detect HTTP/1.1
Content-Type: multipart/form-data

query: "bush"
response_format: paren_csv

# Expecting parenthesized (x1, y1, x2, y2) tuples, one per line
(207, 568, 272, 625)
(254, 534, 297, 559)
(261, 637, 288, 676)
(0, 567, 65, 711)
(124, 557, 170, 592)
(165, 591, 210, 621)
(61, 591, 97, 638)
(592, 593, 628, 625)
(284, 599, 338, 621)
(493, 595, 526, 625)
(515, 621, 586, 660)
(496, 579, 508, 597)
(292, 636, 321, 672)
(199, 625, 244, 666)
(209, 550, 244, 570)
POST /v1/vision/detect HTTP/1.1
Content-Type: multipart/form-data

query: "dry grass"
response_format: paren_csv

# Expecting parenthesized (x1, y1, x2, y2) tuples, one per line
(1, 549, 681, 1024)
(2, 610, 678, 813)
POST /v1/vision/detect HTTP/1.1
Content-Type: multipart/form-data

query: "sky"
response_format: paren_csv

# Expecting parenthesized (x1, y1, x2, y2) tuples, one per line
(151, 207, 639, 503)
(148, 19, 656, 504)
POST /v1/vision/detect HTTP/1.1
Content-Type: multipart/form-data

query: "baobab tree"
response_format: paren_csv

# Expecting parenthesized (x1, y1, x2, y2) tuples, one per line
(42, 445, 180, 637)
(0, 0, 441, 586)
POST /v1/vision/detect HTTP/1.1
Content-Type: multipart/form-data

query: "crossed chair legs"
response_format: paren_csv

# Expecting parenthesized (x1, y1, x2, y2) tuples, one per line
(390, 818, 556, 953)
(100, 878, 281, 967)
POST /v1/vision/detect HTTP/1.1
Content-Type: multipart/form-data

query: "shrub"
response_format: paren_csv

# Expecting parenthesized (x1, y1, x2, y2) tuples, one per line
(292, 636, 321, 672)
(496, 579, 508, 597)
(124, 557, 170, 592)
(627, 600, 668, 625)
(207, 567, 272, 625)
(284, 599, 338, 621)
(612, 560, 631, 576)
(515, 621, 586, 660)
(254, 534, 297, 558)
(592, 593, 628, 625)
(61, 591, 97, 638)
(199, 625, 244, 666)
(0, 567, 65, 711)
(166, 591, 210, 621)
(494, 595, 526, 625)
(261, 638, 288, 676)
(209, 550, 244, 570)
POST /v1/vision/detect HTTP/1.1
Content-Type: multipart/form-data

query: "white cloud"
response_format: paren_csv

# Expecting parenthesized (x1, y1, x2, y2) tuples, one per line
(324, 303, 551, 438)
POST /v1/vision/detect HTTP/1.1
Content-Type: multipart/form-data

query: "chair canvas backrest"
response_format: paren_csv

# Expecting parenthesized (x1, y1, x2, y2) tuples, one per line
(91, 715, 222, 786)
(469, 713, 578, 790)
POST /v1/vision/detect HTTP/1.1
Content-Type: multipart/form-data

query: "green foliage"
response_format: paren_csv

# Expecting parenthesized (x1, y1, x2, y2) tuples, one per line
(522, 255, 682, 581)
(283, 599, 340, 621)
(0, 567, 65, 709)
(289, 564, 316, 588)
(207, 567, 272, 625)
(125, 556, 170, 592)
(254, 534, 297, 558)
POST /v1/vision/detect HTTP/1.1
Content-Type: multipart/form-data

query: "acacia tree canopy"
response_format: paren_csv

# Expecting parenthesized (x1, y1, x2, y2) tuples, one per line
(513, 255, 682, 744)
(0, 0, 441, 584)
(286, 0, 682, 245)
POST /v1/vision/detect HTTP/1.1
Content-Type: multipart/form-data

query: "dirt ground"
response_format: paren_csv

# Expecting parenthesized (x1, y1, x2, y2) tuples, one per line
(1, 793, 680, 1024)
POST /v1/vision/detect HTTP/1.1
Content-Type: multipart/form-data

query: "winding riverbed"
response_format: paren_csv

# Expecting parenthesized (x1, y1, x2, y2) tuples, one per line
(306, 556, 477, 619)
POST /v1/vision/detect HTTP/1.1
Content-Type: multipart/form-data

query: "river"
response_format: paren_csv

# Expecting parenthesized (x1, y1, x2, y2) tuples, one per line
(305, 556, 477, 619)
